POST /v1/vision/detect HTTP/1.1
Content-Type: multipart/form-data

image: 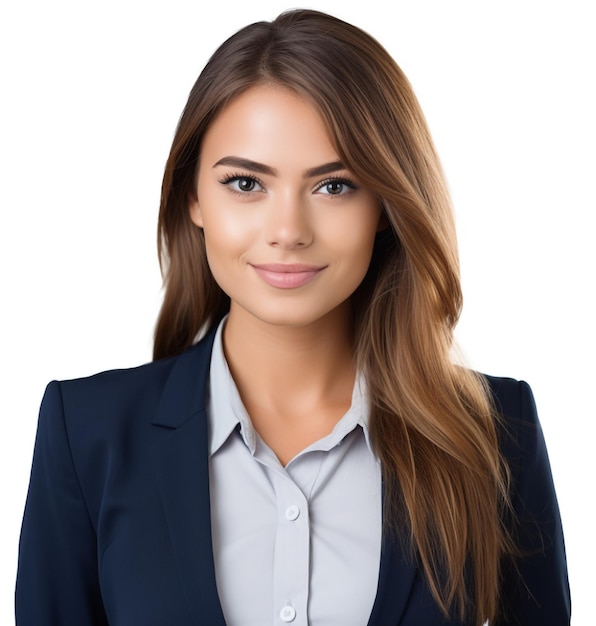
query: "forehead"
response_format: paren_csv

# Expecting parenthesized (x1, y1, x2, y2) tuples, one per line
(200, 85, 340, 168)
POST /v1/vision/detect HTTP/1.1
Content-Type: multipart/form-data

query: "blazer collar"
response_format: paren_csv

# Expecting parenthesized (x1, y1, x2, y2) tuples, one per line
(151, 325, 218, 429)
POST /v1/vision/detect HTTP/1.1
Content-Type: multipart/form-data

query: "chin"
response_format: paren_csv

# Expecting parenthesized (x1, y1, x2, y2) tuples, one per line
(232, 300, 350, 330)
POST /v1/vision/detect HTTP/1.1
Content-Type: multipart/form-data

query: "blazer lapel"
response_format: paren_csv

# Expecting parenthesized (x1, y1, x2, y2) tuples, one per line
(150, 328, 226, 625)
(367, 523, 418, 625)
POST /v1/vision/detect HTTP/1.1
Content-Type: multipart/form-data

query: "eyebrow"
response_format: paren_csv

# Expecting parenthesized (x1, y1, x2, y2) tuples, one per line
(213, 156, 346, 178)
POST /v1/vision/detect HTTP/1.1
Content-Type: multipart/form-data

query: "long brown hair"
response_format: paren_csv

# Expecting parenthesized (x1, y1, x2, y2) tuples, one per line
(155, 9, 513, 624)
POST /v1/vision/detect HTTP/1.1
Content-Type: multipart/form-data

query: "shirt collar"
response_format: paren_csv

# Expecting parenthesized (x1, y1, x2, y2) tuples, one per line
(207, 317, 250, 456)
(207, 316, 373, 458)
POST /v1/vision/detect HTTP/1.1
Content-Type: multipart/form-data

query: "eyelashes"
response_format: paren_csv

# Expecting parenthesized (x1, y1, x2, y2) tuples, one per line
(218, 172, 265, 194)
(313, 177, 358, 195)
(218, 171, 359, 196)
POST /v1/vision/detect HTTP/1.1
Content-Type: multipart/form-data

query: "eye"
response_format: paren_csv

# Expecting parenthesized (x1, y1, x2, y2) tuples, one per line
(219, 174, 264, 194)
(314, 177, 357, 196)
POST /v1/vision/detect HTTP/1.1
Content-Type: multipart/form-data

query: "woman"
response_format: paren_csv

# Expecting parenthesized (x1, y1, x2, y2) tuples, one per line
(16, 9, 570, 625)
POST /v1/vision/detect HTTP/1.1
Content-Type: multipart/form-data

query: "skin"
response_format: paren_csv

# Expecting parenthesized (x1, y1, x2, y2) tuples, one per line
(189, 85, 383, 465)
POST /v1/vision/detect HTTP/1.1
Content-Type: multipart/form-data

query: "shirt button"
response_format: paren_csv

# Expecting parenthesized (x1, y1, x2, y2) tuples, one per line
(285, 505, 300, 521)
(280, 605, 296, 622)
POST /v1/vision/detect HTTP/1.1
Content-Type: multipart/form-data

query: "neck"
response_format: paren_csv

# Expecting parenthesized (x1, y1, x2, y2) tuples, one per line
(222, 304, 356, 418)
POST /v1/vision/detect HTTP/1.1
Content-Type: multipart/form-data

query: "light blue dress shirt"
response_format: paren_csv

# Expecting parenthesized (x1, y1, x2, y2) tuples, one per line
(207, 319, 383, 625)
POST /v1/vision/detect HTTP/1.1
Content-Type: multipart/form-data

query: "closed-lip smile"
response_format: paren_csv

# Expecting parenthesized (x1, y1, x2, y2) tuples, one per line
(250, 263, 327, 289)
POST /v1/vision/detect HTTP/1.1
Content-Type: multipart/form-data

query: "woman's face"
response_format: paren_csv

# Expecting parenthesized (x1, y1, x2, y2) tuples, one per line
(190, 84, 383, 330)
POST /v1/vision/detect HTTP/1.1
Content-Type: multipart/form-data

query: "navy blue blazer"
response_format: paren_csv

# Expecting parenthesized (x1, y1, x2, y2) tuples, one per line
(16, 327, 570, 625)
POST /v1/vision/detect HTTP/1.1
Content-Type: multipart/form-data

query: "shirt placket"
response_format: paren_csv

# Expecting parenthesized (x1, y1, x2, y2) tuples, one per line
(269, 467, 310, 625)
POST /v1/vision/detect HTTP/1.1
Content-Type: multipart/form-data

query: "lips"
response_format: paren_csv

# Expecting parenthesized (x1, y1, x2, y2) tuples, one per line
(250, 263, 327, 289)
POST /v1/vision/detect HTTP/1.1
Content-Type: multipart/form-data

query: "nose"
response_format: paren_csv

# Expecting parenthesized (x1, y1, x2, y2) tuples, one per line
(265, 193, 313, 249)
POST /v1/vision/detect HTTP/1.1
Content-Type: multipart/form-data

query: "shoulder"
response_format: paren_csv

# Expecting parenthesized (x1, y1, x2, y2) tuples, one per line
(480, 374, 548, 490)
(480, 373, 548, 468)
(55, 352, 180, 416)
(33, 330, 218, 513)
(40, 327, 218, 440)
(482, 374, 536, 425)
(481, 373, 561, 543)
(67, 328, 215, 396)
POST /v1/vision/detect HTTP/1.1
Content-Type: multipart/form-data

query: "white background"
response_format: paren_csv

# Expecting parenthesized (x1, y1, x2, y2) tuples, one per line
(1, 1, 593, 623)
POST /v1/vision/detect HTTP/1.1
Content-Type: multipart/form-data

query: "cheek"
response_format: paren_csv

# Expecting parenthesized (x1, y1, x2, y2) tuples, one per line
(201, 234, 236, 298)
(200, 207, 253, 255)
(333, 212, 380, 262)
(199, 211, 256, 292)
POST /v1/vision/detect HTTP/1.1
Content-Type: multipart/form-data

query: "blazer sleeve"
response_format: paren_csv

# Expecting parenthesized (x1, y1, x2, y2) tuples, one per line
(495, 379, 571, 625)
(16, 381, 108, 625)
